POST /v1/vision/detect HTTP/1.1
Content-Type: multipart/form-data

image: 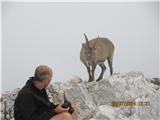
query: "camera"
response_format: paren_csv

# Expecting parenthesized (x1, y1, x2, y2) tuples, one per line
(62, 99, 74, 114)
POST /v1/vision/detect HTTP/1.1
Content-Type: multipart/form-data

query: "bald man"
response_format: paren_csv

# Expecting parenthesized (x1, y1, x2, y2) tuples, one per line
(14, 65, 78, 120)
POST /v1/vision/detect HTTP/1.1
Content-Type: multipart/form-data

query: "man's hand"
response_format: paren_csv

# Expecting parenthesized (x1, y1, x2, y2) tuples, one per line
(53, 104, 68, 113)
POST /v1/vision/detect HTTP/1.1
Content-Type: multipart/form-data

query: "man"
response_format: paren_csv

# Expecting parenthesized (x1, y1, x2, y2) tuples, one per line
(14, 65, 78, 120)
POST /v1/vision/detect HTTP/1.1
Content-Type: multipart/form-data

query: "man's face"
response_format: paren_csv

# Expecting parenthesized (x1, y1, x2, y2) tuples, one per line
(43, 70, 53, 88)
(43, 78, 51, 88)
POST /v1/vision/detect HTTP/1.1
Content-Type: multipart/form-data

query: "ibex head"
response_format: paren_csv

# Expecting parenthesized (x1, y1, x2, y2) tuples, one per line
(82, 33, 97, 66)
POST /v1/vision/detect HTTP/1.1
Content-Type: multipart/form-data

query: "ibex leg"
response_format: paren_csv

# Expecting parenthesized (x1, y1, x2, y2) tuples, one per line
(86, 66, 92, 82)
(91, 64, 96, 81)
(107, 57, 113, 75)
(96, 63, 106, 81)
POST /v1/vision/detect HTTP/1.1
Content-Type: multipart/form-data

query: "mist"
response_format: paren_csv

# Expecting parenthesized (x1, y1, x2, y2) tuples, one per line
(2, 2, 159, 92)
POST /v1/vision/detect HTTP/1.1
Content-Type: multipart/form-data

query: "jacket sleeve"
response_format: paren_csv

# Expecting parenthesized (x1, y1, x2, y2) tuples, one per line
(18, 92, 54, 120)
(50, 102, 59, 109)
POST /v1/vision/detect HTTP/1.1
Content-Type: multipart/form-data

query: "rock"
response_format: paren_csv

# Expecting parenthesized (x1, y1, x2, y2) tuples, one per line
(1, 71, 160, 120)
(67, 75, 83, 85)
(94, 105, 116, 120)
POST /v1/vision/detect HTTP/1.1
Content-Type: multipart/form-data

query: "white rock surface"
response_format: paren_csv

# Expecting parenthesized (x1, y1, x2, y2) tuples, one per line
(1, 72, 160, 120)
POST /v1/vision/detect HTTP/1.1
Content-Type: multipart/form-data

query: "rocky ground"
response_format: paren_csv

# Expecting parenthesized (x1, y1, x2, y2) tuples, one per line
(1, 71, 160, 120)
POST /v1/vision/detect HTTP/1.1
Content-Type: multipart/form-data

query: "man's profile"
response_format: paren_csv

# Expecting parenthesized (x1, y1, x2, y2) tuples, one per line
(14, 65, 78, 120)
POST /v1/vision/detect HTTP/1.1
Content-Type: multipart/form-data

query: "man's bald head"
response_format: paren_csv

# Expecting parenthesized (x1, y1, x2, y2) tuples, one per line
(34, 65, 53, 81)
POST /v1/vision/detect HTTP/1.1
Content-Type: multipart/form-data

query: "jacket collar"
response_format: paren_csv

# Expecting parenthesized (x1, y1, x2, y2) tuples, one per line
(26, 77, 44, 93)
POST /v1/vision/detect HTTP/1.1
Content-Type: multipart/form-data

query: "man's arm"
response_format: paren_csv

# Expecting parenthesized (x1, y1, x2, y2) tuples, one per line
(42, 89, 59, 113)
(50, 102, 59, 109)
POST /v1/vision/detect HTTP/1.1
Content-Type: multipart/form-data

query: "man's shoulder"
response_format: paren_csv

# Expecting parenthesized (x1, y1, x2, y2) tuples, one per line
(17, 85, 33, 99)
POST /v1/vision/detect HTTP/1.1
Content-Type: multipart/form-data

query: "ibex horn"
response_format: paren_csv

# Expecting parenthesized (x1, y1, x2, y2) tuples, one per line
(84, 33, 90, 48)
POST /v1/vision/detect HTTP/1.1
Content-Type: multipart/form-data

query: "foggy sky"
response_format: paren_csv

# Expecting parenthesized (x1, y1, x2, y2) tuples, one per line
(2, 2, 159, 92)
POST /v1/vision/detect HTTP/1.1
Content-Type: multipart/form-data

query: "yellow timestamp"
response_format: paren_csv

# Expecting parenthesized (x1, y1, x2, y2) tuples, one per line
(112, 101, 150, 107)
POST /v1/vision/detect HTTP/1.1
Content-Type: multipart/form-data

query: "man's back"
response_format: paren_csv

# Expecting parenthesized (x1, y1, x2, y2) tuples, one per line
(14, 77, 57, 120)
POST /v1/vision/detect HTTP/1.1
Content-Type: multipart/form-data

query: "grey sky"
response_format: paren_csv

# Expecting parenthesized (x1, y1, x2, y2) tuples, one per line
(2, 2, 159, 92)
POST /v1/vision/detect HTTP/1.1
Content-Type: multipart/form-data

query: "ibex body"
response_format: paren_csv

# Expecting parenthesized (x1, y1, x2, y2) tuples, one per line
(80, 34, 114, 82)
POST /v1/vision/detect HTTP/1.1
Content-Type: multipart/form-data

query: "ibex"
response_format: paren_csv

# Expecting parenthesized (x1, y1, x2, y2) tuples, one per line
(80, 34, 115, 82)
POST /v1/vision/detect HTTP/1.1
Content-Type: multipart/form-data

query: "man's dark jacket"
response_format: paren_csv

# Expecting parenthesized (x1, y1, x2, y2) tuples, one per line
(14, 77, 58, 120)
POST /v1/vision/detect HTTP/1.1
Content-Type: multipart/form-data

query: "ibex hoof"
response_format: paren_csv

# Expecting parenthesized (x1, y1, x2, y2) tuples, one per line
(88, 79, 94, 82)
(96, 78, 102, 82)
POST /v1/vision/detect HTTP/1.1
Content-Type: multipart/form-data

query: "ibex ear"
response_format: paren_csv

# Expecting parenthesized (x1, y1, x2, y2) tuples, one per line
(82, 43, 86, 48)
(92, 47, 96, 51)
(93, 39, 98, 48)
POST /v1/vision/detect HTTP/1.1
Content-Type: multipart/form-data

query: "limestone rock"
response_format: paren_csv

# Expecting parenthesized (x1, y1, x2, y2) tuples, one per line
(1, 72, 160, 120)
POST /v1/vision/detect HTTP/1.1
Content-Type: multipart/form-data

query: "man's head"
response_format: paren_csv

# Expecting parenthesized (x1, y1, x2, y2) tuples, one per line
(34, 65, 53, 89)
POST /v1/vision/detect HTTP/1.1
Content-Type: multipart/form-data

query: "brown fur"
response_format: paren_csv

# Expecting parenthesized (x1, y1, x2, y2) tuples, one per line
(80, 34, 115, 82)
